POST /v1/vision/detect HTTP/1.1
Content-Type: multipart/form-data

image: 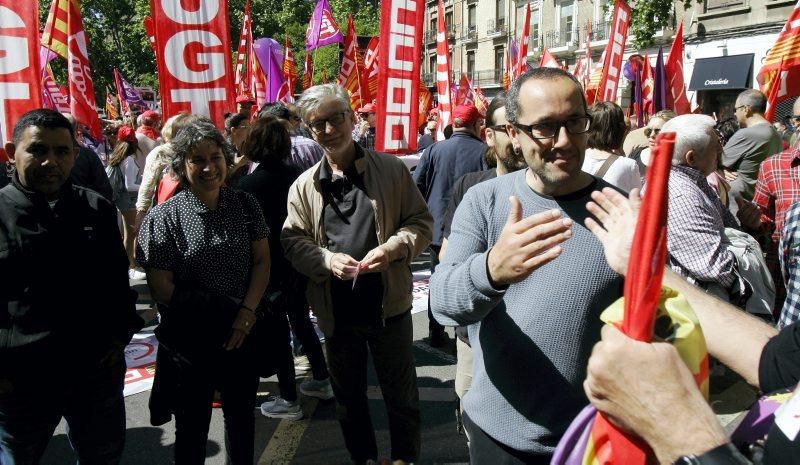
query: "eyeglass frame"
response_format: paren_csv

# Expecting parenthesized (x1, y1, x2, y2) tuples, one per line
(509, 115, 592, 140)
(644, 127, 661, 137)
(307, 110, 352, 134)
(486, 124, 509, 133)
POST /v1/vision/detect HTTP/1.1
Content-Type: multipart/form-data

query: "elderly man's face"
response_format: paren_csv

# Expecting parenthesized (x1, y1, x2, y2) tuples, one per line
(306, 97, 355, 157)
(508, 77, 588, 189)
(5, 126, 77, 199)
(695, 128, 723, 176)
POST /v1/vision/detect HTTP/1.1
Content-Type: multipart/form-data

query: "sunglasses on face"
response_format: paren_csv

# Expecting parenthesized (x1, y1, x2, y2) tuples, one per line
(644, 127, 661, 137)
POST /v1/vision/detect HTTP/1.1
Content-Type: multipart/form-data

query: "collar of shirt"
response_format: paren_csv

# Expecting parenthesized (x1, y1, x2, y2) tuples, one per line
(791, 147, 800, 165)
(184, 186, 231, 214)
(319, 143, 366, 183)
(672, 164, 706, 185)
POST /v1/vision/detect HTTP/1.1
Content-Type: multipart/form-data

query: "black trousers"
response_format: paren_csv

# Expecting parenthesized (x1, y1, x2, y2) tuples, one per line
(463, 411, 552, 465)
(326, 311, 421, 463)
(172, 350, 260, 465)
(428, 244, 444, 334)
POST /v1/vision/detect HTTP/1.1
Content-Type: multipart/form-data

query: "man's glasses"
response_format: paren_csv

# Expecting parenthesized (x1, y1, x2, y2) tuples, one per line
(487, 124, 508, 133)
(644, 127, 661, 137)
(511, 116, 591, 140)
(308, 111, 350, 134)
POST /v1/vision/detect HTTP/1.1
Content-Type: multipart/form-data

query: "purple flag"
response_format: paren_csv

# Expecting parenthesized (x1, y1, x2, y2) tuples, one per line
(305, 0, 344, 51)
(510, 38, 519, 69)
(653, 47, 668, 113)
(253, 38, 289, 103)
(114, 68, 148, 108)
(634, 62, 644, 128)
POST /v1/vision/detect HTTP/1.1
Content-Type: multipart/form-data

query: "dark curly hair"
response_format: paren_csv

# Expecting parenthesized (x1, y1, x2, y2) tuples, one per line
(170, 119, 235, 187)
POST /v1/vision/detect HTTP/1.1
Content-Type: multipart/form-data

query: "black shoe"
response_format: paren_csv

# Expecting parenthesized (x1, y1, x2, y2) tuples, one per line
(429, 329, 448, 348)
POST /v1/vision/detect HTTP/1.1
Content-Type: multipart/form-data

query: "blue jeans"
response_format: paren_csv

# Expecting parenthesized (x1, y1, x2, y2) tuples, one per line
(0, 352, 126, 465)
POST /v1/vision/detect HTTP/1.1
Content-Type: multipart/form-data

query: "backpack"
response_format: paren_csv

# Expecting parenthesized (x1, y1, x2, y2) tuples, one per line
(105, 164, 126, 204)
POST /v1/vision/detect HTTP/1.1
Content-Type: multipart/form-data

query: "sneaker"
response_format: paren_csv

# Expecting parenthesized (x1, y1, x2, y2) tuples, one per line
(299, 378, 335, 400)
(260, 396, 303, 420)
(128, 268, 147, 280)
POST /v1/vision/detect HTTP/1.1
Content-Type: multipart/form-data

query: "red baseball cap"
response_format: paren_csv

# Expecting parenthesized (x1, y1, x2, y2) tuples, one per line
(357, 103, 376, 113)
(141, 110, 160, 120)
(452, 104, 481, 128)
(117, 125, 137, 143)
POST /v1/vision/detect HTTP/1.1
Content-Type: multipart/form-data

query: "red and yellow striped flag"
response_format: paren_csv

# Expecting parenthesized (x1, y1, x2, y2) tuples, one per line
(302, 53, 314, 91)
(41, 0, 72, 58)
(757, 2, 800, 114)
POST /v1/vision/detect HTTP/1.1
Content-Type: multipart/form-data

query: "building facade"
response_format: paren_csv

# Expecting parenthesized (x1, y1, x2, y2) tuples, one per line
(420, 0, 796, 119)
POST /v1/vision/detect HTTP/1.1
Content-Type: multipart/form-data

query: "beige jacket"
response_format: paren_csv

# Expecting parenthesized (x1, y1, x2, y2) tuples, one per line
(281, 148, 433, 336)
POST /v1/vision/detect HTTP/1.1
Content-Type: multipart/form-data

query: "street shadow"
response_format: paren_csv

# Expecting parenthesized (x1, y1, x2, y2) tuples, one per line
(41, 427, 220, 465)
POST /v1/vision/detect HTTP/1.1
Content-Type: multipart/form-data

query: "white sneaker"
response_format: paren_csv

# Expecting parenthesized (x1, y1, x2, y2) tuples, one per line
(299, 378, 335, 400)
(260, 397, 303, 420)
(128, 268, 147, 280)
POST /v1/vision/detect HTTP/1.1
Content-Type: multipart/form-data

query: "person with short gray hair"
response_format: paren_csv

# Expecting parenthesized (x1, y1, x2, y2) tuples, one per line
(661, 114, 742, 298)
(283, 84, 432, 464)
(723, 88, 782, 214)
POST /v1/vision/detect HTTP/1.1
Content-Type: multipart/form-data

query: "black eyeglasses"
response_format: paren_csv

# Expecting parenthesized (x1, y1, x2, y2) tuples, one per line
(308, 110, 350, 134)
(791, 115, 800, 122)
(644, 127, 661, 137)
(510, 115, 591, 140)
(486, 124, 508, 133)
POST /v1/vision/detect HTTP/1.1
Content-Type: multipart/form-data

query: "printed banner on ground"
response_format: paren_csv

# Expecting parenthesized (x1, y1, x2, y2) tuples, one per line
(150, 0, 235, 128)
(124, 333, 159, 397)
(0, 0, 42, 145)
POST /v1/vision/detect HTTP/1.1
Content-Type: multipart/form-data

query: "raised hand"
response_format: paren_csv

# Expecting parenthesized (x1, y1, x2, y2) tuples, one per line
(486, 196, 573, 287)
(585, 188, 641, 276)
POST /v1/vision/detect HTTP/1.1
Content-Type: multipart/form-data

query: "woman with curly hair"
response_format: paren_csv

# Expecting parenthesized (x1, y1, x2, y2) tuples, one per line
(136, 119, 270, 464)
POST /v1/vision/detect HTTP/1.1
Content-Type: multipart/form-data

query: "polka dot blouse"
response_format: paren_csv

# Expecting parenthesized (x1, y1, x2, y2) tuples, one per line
(137, 187, 269, 299)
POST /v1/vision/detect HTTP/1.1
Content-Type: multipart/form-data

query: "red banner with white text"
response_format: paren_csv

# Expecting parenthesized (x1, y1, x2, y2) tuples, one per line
(150, 0, 234, 128)
(595, 0, 631, 104)
(0, 0, 42, 147)
(375, 0, 423, 154)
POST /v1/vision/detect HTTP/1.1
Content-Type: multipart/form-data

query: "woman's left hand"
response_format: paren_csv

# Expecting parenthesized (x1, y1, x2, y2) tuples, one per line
(225, 308, 257, 350)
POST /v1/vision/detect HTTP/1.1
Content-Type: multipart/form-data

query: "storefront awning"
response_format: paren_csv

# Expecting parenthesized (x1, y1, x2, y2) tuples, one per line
(688, 54, 753, 91)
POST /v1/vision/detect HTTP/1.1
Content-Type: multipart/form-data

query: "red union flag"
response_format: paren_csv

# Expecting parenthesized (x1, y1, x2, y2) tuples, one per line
(234, 0, 254, 98)
(665, 21, 690, 114)
(337, 15, 365, 110)
(302, 52, 313, 91)
(362, 37, 380, 105)
(283, 36, 298, 100)
(595, 0, 631, 103)
(375, 0, 423, 153)
(150, 0, 235, 128)
(758, 2, 800, 117)
(433, 0, 452, 141)
(0, 0, 43, 146)
(516, 3, 531, 79)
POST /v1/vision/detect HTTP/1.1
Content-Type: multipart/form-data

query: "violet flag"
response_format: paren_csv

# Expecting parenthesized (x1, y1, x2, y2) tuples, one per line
(653, 47, 668, 113)
(305, 0, 344, 51)
(254, 38, 290, 103)
(113, 68, 148, 108)
(634, 62, 644, 128)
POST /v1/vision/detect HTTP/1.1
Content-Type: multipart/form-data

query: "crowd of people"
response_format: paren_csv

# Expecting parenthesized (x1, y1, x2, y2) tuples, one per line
(2, 66, 800, 465)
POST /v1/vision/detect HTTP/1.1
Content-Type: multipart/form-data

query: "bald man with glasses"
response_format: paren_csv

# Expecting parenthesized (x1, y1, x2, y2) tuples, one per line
(430, 67, 624, 464)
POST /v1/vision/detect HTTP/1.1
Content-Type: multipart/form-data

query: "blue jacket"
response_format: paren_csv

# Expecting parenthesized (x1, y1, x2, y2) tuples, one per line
(413, 132, 487, 245)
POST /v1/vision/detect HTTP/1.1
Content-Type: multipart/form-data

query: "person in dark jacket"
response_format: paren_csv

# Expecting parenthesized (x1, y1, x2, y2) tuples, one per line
(237, 117, 334, 421)
(412, 103, 487, 346)
(63, 113, 114, 201)
(0, 109, 143, 464)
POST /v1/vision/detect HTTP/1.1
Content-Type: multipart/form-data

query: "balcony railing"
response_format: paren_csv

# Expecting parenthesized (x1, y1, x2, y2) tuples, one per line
(705, 0, 746, 11)
(543, 28, 576, 49)
(461, 25, 478, 42)
(424, 30, 437, 43)
(425, 25, 458, 43)
(487, 18, 507, 36)
(460, 69, 502, 86)
(583, 21, 611, 43)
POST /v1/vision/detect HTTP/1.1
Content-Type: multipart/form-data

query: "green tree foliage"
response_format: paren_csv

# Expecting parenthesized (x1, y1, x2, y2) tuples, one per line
(38, 0, 380, 104)
(604, 0, 701, 49)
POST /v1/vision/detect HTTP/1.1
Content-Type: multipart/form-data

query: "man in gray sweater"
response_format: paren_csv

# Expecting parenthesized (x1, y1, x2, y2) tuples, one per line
(430, 67, 623, 464)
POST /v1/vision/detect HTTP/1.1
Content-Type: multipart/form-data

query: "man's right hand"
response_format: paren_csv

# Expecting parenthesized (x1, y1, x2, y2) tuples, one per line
(486, 196, 573, 287)
(585, 188, 641, 276)
(330, 253, 360, 281)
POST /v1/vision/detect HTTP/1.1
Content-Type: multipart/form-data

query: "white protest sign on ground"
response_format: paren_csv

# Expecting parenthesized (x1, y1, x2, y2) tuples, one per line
(412, 270, 430, 315)
(124, 333, 158, 397)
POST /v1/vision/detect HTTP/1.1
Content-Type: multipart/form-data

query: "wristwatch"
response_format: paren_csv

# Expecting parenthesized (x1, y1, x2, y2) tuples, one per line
(672, 442, 751, 465)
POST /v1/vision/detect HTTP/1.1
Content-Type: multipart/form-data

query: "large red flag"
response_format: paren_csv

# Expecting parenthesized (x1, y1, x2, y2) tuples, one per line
(234, 0, 254, 98)
(433, 0, 452, 141)
(150, 0, 235, 128)
(375, 0, 423, 153)
(595, 0, 631, 103)
(758, 2, 800, 114)
(456, 73, 474, 107)
(765, 58, 786, 122)
(640, 54, 654, 115)
(42, 0, 101, 138)
(665, 21, 690, 114)
(338, 15, 366, 110)
(539, 49, 560, 69)
(516, 3, 531, 79)
(283, 36, 298, 101)
(1, 0, 43, 147)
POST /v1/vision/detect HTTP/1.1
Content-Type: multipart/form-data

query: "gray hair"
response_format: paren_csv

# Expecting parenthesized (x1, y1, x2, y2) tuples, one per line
(660, 114, 716, 166)
(161, 113, 198, 142)
(737, 89, 767, 114)
(506, 67, 587, 123)
(295, 84, 351, 122)
(170, 118, 235, 186)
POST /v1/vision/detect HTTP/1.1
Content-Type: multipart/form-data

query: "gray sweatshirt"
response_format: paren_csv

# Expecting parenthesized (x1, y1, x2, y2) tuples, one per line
(430, 169, 622, 454)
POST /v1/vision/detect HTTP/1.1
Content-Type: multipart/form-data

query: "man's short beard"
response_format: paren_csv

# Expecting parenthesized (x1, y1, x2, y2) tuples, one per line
(498, 145, 527, 172)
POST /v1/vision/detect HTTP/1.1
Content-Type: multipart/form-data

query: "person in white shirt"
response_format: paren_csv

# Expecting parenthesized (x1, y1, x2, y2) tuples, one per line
(582, 101, 641, 193)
